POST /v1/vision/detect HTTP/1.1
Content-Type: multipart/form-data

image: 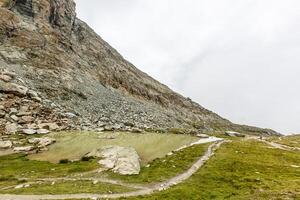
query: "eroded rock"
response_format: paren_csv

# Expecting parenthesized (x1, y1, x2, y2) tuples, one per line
(22, 129, 37, 135)
(28, 137, 55, 147)
(0, 140, 13, 149)
(85, 146, 141, 175)
(13, 146, 35, 152)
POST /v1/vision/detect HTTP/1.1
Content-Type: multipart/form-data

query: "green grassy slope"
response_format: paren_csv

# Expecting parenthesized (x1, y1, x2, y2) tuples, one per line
(122, 140, 300, 200)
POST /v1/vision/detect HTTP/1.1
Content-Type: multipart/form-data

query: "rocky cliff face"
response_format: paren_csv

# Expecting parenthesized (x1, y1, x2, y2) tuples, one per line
(0, 0, 279, 135)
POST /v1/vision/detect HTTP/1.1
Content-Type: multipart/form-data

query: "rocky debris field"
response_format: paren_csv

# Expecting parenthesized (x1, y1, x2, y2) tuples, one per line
(0, 69, 77, 135)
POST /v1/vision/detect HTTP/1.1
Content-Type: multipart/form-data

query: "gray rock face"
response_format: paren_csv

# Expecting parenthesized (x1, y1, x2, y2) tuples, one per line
(85, 146, 141, 175)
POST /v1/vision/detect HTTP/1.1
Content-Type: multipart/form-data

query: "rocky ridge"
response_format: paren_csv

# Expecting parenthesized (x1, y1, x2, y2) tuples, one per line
(0, 0, 279, 136)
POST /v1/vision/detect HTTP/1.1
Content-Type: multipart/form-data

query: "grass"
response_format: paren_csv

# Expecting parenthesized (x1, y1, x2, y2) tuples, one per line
(268, 134, 300, 148)
(0, 180, 132, 195)
(104, 143, 210, 184)
(0, 154, 99, 181)
(29, 131, 198, 165)
(122, 139, 300, 200)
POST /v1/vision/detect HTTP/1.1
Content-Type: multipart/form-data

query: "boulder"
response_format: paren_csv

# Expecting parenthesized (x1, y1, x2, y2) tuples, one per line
(225, 131, 245, 137)
(0, 74, 13, 82)
(131, 128, 142, 133)
(5, 123, 19, 134)
(13, 146, 35, 152)
(0, 110, 5, 118)
(20, 115, 34, 123)
(10, 115, 19, 121)
(27, 90, 39, 98)
(28, 137, 55, 147)
(196, 134, 210, 138)
(0, 82, 28, 96)
(37, 129, 50, 134)
(0, 140, 13, 149)
(22, 129, 37, 135)
(37, 123, 59, 131)
(84, 146, 141, 175)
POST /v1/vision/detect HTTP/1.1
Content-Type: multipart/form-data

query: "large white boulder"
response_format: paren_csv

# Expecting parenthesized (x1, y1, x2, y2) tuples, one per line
(85, 146, 141, 175)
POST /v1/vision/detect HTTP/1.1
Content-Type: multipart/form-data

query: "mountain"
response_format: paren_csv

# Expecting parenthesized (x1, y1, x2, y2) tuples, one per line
(0, 0, 278, 135)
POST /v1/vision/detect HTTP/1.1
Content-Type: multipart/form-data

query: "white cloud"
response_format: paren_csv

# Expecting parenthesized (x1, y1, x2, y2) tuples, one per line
(75, 0, 300, 134)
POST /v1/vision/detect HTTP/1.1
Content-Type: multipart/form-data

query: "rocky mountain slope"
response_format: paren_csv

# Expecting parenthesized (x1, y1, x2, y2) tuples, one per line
(0, 0, 279, 135)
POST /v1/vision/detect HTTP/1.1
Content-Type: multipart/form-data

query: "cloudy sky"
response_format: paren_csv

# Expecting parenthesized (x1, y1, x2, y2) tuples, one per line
(75, 0, 300, 134)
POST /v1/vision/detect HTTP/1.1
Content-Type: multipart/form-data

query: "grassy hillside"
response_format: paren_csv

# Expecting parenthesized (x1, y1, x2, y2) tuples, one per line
(122, 140, 300, 200)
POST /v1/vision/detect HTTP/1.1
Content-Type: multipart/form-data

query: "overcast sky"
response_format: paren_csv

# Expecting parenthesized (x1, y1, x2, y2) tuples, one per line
(75, 0, 300, 134)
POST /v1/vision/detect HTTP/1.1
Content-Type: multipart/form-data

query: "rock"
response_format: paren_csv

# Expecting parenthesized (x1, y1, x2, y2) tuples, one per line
(28, 137, 55, 147)
(64, 112, 77, 118)
(85, 146, 140, 175)
(16, 112, 32, 117)
(10, 108, 18, 114)
(0, 140, 13, 149)
(27, 90, 38, 98)
(5, 123, 19, 134)
(22, 129, 37, 135)
(20, 115, 34, 123)
(0, 82, 28, 96)
(2, 70, 16, 79)
(14, 184, 24, 189)
(225, 131, 245, 137)
(131, 128, 142, 133)
(0, 110, 5, 118)
(13, 146, 35, 152)
(0, 74, 13, 82)
(95, 127, 105, 132)
(10, 115, 19, 121)
(104, 125, 113, 131)
(37, 129, 50, 134)
(32, 96, 42, 102)
(196, 134, 210, 138)
(38, 123, 59, 131)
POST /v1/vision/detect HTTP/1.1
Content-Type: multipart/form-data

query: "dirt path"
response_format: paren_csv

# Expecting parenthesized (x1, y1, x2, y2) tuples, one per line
(260, 139, 300, 151)
(244, 136, 300, 151)
(0, 141, 225, 200)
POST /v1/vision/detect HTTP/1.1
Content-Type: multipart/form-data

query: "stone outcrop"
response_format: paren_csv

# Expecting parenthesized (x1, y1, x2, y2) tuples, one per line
(85, 146, 141, 175)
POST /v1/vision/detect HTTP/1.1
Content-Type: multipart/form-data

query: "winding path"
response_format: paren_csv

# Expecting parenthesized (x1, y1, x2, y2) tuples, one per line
(0, 141, 225, 200)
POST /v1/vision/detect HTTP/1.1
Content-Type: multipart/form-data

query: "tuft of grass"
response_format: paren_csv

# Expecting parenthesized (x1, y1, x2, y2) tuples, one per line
(105, 143, 209, 184)
(0, 180, 133, 195)
(122, 140, 300, 200)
